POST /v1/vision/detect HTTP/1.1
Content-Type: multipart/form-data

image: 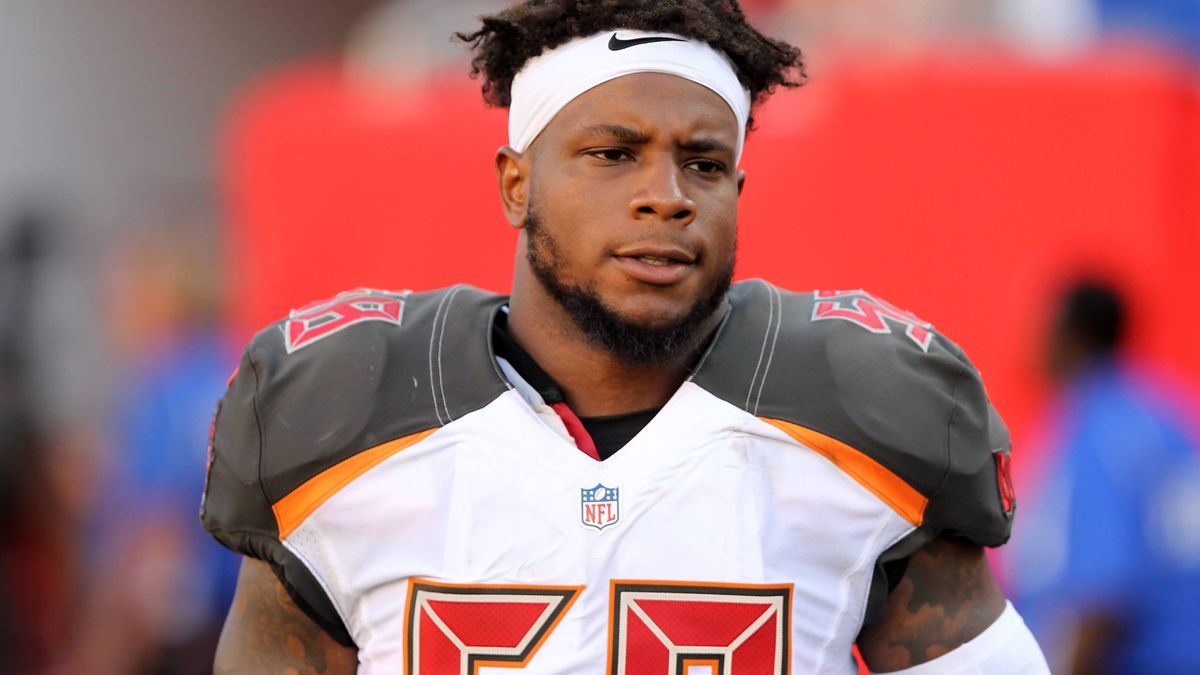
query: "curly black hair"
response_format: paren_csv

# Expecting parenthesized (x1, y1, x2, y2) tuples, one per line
(455, 0, 805, 124)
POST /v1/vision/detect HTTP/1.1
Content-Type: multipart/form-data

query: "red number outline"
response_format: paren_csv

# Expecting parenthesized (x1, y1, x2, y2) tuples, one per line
(402, 578, 583, 674)
(606, 580, 794, 675)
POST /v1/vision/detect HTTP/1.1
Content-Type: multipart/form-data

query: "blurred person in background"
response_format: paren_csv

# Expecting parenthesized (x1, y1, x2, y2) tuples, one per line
(58, 221, 239, 675)
(1007, 281, 1200, 674)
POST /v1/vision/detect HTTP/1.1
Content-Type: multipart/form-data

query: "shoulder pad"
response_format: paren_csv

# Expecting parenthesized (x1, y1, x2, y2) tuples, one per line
(693, 282, 1014, 548)
(200, 285, 508, 640)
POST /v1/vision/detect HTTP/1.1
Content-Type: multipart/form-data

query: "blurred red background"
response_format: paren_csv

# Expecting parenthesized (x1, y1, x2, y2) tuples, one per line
(223, 50, 1200, 481)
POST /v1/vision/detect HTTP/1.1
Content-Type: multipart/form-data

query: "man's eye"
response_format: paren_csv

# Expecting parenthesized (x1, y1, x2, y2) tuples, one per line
(687, 159, 725, 174)
(588, 148, 631, 162)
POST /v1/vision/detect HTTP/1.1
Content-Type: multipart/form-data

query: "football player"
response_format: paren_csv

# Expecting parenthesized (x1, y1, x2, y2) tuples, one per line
(203, 1, 1049, 673)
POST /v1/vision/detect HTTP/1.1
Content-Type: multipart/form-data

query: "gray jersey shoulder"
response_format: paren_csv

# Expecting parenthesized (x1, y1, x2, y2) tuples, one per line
(693, 280, 1014, 549)
(205, 285, 507, 517)
(200, 285, 508, 644)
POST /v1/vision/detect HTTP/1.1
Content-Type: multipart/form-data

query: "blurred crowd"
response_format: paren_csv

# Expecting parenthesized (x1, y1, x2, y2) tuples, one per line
(0, 214, 235, 673)
(2, 1, 1199, 673)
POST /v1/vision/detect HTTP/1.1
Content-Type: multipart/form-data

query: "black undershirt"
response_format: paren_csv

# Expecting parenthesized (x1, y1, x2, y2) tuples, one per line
(492, 310, 660, 460)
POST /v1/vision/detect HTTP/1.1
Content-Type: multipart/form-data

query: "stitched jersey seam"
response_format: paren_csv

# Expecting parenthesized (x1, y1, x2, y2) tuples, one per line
(745, 279, 776, 410)
(852, 524, 921, 652)
(814, 510, 896, 672)
(437, 286, 464, 422)
(427, 288, 455, 425)
(753, 283, 783, 415)
(929, 362, 971, 525)
(246, 345, 274, 513)
(281, 535, 356, 647)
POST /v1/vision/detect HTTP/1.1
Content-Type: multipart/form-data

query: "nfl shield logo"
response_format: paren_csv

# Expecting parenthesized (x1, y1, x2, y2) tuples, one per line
(581, 484, 620, 531)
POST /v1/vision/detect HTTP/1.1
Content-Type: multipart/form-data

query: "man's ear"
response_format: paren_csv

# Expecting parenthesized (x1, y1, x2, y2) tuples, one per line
(496, 146, 530, 228)
(737, 169, 747, 196)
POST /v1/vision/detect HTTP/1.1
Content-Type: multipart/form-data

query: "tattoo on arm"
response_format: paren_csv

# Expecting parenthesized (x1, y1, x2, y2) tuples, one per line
(857, 536, 1006, 672)
(215, 557, 358, 675)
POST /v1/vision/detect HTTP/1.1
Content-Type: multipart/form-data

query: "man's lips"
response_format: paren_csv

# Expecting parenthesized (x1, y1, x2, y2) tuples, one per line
(612, 245, 697, 285)
(613, 244, 697, 264)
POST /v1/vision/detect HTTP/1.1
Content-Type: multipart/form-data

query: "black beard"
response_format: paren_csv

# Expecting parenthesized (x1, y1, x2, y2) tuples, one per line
(524, 207, 733, 366)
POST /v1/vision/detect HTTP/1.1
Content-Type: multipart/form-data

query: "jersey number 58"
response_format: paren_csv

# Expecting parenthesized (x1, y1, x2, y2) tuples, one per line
(404, 579, 792, 674)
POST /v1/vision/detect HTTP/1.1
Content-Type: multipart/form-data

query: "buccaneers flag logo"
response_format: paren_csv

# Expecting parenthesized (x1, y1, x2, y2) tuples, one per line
(811, 290, 935, 352)
(284, 288, 408, 353)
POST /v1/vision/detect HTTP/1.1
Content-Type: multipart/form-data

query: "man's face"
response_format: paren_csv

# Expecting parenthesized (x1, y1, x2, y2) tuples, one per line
(513, 72, 744, 362)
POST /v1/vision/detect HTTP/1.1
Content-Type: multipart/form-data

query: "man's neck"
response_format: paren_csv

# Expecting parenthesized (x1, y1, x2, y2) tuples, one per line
(505, 286, 720, 418)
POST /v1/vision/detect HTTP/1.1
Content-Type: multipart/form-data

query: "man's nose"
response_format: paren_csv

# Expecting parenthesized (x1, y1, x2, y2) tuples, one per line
(629, 157, 696, 226)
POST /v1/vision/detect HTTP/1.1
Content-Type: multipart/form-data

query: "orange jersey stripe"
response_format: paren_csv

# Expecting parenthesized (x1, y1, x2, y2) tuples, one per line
(273, 428, 437, 539)
(759, 418, 927, 526)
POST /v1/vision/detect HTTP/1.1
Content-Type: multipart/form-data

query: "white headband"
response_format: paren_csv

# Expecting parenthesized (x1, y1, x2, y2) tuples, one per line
(508, 30, 752, 162)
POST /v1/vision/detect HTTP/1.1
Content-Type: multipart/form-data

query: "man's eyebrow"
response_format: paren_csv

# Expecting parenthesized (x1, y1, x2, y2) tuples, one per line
(576, 125, 734, 155)
(577, 124, 652, 144)
(679, 138, 735, 156)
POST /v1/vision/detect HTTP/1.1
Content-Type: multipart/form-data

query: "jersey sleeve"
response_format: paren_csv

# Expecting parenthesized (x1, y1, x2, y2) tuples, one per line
(806, 290, 1016, 550)
(200, 340, 355, 646)
(916, 338, 1015, 549)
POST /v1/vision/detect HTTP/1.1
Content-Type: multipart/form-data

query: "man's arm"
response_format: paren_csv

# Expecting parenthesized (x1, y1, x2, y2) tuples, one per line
(857, 537, 1007, 671)
(214, 557, 358, 675)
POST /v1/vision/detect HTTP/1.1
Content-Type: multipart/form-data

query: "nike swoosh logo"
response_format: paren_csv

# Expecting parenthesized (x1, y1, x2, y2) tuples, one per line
(607, 33, 687, 51)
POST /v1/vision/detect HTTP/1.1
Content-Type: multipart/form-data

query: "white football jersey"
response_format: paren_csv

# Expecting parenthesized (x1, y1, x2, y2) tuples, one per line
(202, 283, 1014, 674)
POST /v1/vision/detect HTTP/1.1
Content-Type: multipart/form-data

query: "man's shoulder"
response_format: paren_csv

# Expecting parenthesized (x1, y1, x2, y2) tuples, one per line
(239, 284, 507, 432)
(720, 279, 959, 349)
(695, 280, 1014, 547)
(200, 284, 509, 645)
(245, 285, 498, 361)
(202, 285, 509, 542)
(700, 280, 976, 415)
